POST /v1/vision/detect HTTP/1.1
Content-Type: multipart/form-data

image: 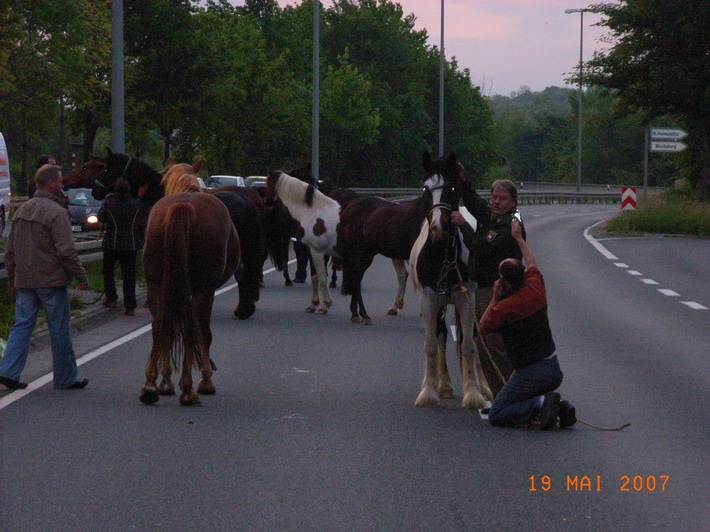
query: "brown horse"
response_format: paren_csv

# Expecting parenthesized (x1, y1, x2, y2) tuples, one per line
(62, 156, 106, 189)
(139, 166, 240, 406)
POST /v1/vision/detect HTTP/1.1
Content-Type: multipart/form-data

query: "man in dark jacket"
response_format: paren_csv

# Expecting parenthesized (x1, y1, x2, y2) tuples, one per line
(479, 220, 576, 430)
(0, 164, 89, 390)
(97, 178, 147, 315)
(451, 175, 525, 396)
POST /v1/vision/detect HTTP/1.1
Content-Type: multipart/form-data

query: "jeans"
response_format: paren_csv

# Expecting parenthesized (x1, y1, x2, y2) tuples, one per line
(0, 287, 79, 388)
(488, 355, 563, 426)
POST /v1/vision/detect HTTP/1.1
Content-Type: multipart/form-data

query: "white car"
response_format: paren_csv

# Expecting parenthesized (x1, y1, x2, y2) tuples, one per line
(205, 175, 246, 189)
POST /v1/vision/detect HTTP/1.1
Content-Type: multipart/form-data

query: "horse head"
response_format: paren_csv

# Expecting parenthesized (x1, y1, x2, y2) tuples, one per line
(62, 157, 105, 190)
(93, 148, 164, 206)
(422, 152, 462, 243)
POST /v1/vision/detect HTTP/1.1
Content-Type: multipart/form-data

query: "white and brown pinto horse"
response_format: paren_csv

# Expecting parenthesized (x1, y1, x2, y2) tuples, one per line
(410, 153, 492, 409)
(266, 170, 341, 314)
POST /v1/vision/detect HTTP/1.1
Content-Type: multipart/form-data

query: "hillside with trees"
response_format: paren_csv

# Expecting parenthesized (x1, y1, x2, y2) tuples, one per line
(0, 0, 704, 197)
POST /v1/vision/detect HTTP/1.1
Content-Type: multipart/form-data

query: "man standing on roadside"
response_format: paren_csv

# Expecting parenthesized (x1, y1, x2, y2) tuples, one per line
(0, 164, 90, 391)
(479, 220, 576, 430)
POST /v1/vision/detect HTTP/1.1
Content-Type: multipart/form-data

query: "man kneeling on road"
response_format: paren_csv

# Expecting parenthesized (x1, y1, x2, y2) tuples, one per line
(479, 220, 576, 430)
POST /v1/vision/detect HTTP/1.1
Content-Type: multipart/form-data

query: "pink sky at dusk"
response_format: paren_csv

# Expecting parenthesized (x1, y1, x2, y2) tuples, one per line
(237, 1, 613, 97)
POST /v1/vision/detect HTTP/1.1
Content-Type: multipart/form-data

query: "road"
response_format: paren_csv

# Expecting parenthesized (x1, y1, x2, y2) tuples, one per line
(1, 204, 708, 530)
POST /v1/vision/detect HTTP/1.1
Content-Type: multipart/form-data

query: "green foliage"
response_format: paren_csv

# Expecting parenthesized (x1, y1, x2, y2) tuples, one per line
(606, 197, 710, 236)
(585, 0, 710, 200)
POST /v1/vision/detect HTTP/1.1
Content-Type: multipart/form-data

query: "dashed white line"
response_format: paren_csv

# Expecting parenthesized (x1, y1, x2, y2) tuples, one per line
(583, 220, 706, 311)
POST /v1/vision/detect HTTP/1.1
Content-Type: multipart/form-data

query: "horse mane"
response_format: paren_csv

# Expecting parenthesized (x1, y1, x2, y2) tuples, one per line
(276, 172, 339, 211)
(162, 163, 202, 195)
(409, 218, 430, 293)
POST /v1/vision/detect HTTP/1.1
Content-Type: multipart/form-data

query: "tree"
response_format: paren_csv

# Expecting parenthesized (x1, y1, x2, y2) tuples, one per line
(585, 1, 710, 200)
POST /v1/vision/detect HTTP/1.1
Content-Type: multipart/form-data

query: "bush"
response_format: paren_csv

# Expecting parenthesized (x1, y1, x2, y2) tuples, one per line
(606, 196, 710, 236)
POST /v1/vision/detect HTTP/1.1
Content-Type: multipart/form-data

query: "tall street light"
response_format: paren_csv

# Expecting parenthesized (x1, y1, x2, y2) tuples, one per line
(565, 8, 587, 192)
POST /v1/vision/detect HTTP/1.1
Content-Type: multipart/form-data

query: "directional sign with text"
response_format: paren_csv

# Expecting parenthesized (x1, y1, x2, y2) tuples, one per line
(650, 127, 688, 141)
(651, 141, 688, 153)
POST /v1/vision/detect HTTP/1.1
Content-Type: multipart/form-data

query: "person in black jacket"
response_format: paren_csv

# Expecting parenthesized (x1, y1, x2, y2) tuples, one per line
(97, 178, 147, 315)
(451, 171, 526, 397)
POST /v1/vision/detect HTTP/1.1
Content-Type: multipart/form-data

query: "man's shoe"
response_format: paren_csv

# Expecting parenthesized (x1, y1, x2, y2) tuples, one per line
(559, 400, 577, 428)
(293, 277, 306, 284)
(103, 299, 117, 309)
(539, 391, 561, 430)
(62, 378, 89, 390)
(0, 375, 28, 390)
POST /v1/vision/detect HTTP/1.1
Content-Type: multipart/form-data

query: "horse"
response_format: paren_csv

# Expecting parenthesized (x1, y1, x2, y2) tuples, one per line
(98, 151, 270, 320)
(265, 170, 341, 314)
(62, 156, 106, 189)
(92, 148, 165, 206)
(140, 166, 240, 405)
(409, 152, 492, 409)
(336, 167, 447, 325)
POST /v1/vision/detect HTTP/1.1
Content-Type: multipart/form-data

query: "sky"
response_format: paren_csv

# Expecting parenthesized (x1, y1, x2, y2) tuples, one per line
(234, 1, 613, 97)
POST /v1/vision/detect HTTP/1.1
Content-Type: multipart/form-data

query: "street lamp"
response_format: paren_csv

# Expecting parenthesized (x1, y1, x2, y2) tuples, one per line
(565, 8, 587, 192)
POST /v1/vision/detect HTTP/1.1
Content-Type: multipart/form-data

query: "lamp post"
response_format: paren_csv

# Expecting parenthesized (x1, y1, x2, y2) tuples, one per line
(439, 0, 445, 157)
(565, 8, 587, 192)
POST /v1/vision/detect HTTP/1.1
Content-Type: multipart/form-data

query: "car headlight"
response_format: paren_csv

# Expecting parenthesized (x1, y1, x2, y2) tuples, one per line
(87, 215, 99, 224)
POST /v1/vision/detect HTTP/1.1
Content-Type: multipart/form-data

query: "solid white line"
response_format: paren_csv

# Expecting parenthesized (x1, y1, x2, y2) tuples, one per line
(0, 260, 295, 410)
(583, 220, 618, 260)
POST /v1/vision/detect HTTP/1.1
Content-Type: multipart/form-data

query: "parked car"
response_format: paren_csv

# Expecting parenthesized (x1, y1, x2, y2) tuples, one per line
(245, 176, 267, 188)
(205, 175, 245, 189)
(67, 188, 103, 232)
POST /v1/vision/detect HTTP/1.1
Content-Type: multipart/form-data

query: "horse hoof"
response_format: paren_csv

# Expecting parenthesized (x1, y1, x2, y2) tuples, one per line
(285, 279, 293, 287)
(158, 381, 175, 395)
(140, 387, 160, 405)
(415, 389, 440, 407)
(361, 317, 373, 326)
(350, 316, 361, 323)
(180, 392, 201, 406)
(234, 306, 255, 320)
(197, 379, 216, 395)
(304, 306, 316, 313)
(316, 307, 328, 315)
(387, 308, 398, 316)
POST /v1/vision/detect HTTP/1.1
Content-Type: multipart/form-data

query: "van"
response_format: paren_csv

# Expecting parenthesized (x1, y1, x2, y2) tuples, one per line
(0, 132, 11, 235)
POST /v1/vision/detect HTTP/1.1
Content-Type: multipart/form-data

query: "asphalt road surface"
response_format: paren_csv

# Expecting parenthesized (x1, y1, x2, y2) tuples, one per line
(1, 204, 708, 530)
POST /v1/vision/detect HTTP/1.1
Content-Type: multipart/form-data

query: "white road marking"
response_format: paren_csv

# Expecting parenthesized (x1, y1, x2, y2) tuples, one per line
(0, 261, 295, 410)
(584, 220, 706, 312)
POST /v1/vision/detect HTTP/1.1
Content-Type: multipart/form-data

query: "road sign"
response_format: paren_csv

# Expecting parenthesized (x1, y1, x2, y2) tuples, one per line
(650, 128, 688, 141)
(650, 141, 688, 153)
(622, 187, 637, 210)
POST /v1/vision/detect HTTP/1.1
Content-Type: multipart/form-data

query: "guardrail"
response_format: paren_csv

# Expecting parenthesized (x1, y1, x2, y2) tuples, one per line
(1, 183, 657, 279)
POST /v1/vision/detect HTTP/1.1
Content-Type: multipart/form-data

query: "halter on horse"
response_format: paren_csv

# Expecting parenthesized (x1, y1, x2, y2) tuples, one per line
(410, 152, 493, 409)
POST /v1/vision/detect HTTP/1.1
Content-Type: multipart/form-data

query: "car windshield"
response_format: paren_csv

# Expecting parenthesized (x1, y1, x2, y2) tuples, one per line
(206, 176, 242, 187)
(67, 188, 102, 206)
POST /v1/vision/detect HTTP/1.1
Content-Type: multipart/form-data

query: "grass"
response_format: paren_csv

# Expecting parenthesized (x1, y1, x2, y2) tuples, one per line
(605, 190, 710, 236)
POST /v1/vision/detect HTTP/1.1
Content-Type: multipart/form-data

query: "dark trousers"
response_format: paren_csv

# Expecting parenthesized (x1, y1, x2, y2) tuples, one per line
(103, 248, 138, 310)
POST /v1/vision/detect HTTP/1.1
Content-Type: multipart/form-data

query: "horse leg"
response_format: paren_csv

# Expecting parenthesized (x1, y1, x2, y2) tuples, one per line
(455, 293, 490, 409)
(415, 291, 443, 407)
(196, 293, 216, 396)
(436, 307, 454, 398)
(329, 256, 340, 288)
(311, 252, 332, 314)
(354, 258, 374, 325)
(387, 259, 409, 316)
(140, 286, 162, 404)
(158, 359, 175, 395)
(283, 239, 293, 286)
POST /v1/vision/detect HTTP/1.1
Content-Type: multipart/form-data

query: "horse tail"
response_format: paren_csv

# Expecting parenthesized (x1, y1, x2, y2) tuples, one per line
(150, 202, 205, 373)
